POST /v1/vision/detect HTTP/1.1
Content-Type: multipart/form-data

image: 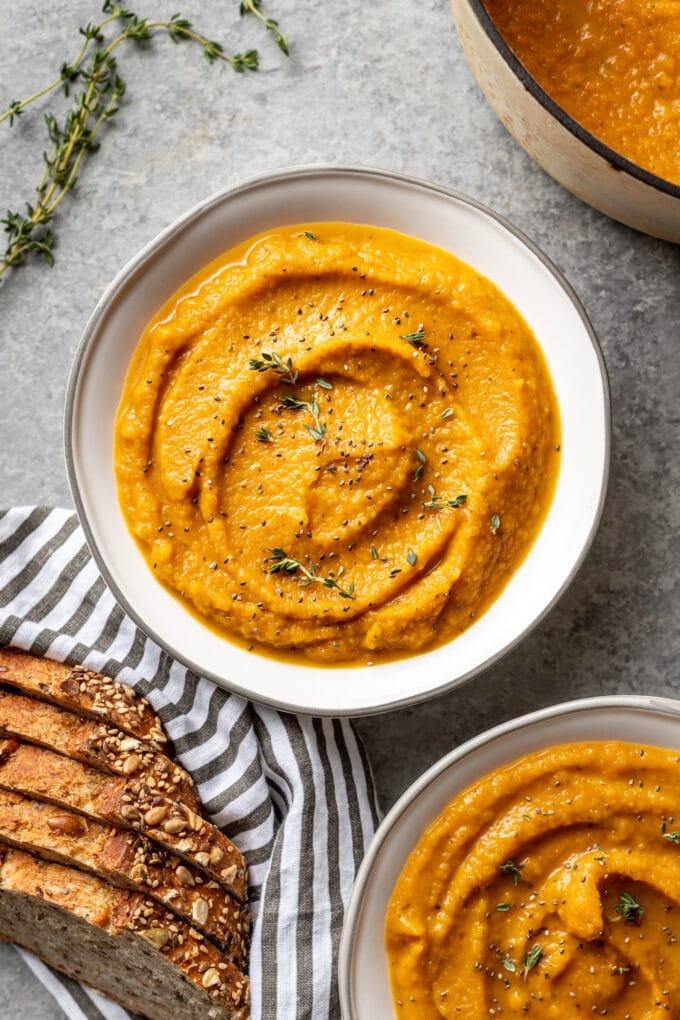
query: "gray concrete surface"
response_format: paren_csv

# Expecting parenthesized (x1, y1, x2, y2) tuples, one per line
(1, 0, 680, 1015)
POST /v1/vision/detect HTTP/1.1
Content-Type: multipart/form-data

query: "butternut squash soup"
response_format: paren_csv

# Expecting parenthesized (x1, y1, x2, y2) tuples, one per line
(484, 0, 680, 186)
(114, 224, 560, 664)
(386, 740, 680, 1018)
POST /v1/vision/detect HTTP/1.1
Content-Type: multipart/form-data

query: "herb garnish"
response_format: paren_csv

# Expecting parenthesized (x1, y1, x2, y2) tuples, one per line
(370, 545, 379, 560)
(414, 447, 427, 482)
(612, 966, 631, 975)
(407, 551, 417, 567)
(498, 859, 532, 887)
(304, 230, 319, 241)
(503, 957, 516, 973)
(266, 548, 355, 599)
(612, 892, 644, 924)
(249, 351, 299, 385)
(255, 426, 272, 442)
(491, 513, 501, 534)
(400, 330, 427, 348)
(441, 408, 454, 419)
(662, 824, 680, 844)
(240, 0, 289, 55)
(421, 484, 467, 510)
(495, 902, 512, 912)
(1, 2, 268, 281)
(522, 945, 543, 980)
(278, 392, 327, 445)
(316, 377, 332, 390)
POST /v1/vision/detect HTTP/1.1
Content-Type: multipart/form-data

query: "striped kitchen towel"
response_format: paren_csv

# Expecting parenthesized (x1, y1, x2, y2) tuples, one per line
(0, 507, 380, 1020)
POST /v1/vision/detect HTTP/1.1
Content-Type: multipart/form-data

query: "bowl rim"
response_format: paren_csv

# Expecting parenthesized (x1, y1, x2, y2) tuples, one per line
(64, 163, 611, 717)
(463, 0, 680, 202)
(338, 692, 680, 1017)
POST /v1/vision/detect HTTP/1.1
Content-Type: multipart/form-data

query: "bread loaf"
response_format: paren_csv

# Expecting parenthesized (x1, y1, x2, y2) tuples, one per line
(0, 688, 199, 809)
(0, 847, 249, 1019)
(0, 737, 247, 901)
(0, 649, 166, 748)
(0, 649, 250, 1019)
(0, 789, 248, 963)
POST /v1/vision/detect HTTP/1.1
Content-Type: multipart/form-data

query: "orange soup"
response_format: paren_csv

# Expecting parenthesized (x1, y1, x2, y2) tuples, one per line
(115, 224, 559, 664)
(485, 0, 680, 185)
(386, 741, 680, 1017)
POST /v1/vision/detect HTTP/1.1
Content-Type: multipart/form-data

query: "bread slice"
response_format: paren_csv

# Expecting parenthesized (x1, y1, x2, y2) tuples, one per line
(0, 739, 247, 902)
(0, 846, 249, 1020)
(0, 649, 167, 749)
(0, 688, 199, 810)
(0, 789, 248, 964)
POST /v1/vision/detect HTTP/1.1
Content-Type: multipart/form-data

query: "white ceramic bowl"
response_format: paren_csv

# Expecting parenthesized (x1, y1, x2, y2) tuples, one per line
(450, 0, 680, 242)
(339, 694, 680, 1017)
(65, 165, 610, 717)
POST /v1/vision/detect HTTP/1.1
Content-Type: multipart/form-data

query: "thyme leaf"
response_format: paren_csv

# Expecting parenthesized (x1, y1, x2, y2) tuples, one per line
(522, 945, 543, 980)
(400, 330, 427, 349)
(255, 426, 272, 442)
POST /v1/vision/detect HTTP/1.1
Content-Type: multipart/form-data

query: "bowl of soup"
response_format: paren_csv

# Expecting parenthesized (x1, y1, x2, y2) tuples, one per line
(340, 695, 680, 1016)
(450, 0, 680, 241)
(65, 165, 610, 715)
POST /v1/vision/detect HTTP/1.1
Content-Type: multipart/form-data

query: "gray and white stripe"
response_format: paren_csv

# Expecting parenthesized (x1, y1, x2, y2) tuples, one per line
(0, 508, 380, 1020)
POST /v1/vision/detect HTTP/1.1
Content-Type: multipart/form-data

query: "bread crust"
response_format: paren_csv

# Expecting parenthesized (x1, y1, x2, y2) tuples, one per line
(0, 649, 167, 749)
(0, 846, 249, 1019)
(0, 789, 248, 964)
(0, 738, 247, 902)
(0, 689, 200, 809)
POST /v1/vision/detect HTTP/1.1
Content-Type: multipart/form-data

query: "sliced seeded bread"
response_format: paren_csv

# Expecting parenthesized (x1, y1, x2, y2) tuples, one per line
(0, 789, 248, 964)
(0, 688, 199, 810)
(0, 649, 167, 749)
(0, 738, 247, 902)
(0, 846, 249, 1020)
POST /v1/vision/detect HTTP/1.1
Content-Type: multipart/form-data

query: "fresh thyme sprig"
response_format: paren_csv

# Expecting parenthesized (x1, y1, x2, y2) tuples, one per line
(255, 426, 272, 442)
(240, 0, 289, 55)
(0, 2, 263, 281)
(498, 859, 532, 888)
(266, 548, 355, 599)
(612, 892, 644, 924)
(421, 484, 467, 510)
(279, 391, 327, 444)
(249, 351, 299, 385)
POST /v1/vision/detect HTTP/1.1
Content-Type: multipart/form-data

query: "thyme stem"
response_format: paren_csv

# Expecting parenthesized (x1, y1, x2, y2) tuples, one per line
(1, 2, 267, 281)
